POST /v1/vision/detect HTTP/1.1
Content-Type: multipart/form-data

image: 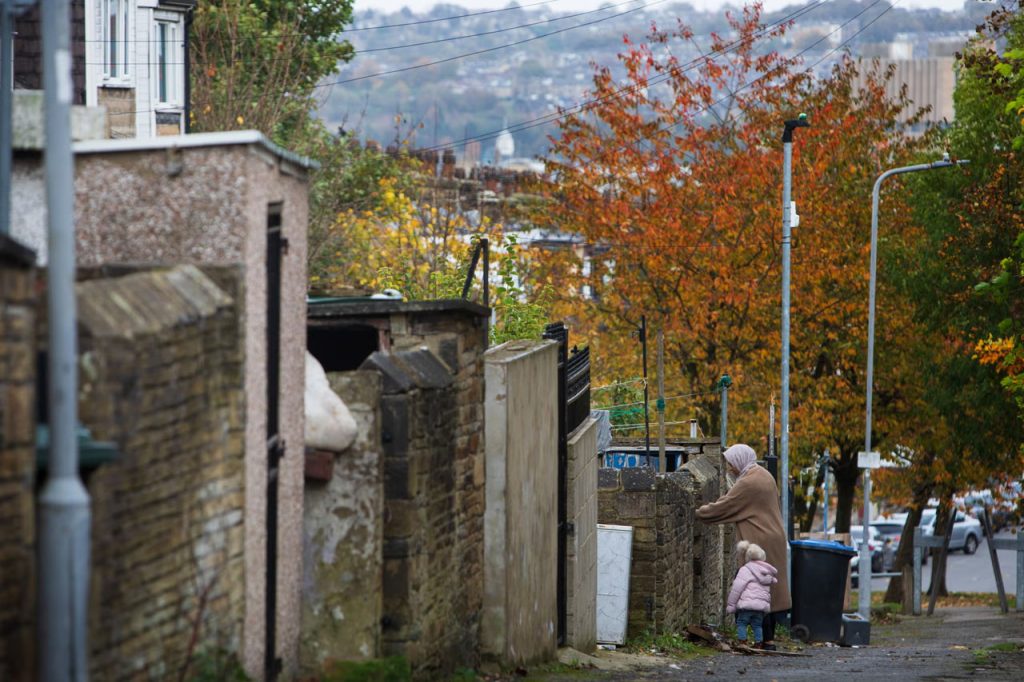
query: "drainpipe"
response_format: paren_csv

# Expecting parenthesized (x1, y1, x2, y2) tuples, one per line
(38, 1, 91, 679)
(184, 5, 192, 133)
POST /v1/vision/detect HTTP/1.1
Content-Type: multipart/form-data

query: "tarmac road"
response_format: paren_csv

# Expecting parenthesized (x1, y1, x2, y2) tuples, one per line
(869, 531, 1020, 595)
(540, 607, 1024, 681)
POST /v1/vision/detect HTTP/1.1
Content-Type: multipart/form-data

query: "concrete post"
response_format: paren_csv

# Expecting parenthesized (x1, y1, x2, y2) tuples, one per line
(38, 1, 92, 679)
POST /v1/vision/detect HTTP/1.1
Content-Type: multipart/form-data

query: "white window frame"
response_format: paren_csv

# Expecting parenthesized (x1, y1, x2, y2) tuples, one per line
(151, 13, 184, 110)
(101, 0, 132, 83)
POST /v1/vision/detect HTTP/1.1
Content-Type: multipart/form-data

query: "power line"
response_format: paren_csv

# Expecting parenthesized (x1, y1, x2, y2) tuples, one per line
(320, 0, 668, 88)
(347, 0, 562, 32)
(76, 0, 647, 65)
(357, 0, 646, 53)
(73, 0, 564, 41)
(412, 0, 828, 153)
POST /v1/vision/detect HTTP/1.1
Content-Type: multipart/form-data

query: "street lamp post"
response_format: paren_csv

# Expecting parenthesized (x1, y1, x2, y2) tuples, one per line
(858, 155, 968, 619)
(781, 114, 808, 580)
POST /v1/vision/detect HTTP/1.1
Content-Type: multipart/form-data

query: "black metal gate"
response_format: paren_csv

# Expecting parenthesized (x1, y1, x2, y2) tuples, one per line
(265, 203, 285, 680)
(542, 322, 590, 645)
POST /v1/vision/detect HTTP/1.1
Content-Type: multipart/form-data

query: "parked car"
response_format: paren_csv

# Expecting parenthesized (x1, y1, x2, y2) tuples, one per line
(841, 525, 884, 573)
(920, 508, 983, 554)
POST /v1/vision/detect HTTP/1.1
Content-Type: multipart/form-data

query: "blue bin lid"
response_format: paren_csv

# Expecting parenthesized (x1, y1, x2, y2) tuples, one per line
(790, 539, 857, 556)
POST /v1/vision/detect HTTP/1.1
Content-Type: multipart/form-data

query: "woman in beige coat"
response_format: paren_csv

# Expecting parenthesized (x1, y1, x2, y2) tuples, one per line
(696, 443, 791, 649)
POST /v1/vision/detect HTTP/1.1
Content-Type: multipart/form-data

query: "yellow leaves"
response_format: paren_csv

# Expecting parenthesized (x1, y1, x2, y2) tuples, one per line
(974, 336, 1014, 366)
(236, 115, 244, 125)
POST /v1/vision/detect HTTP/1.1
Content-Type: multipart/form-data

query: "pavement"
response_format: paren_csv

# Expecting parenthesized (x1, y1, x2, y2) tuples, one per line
(535, 607, 1024, 681)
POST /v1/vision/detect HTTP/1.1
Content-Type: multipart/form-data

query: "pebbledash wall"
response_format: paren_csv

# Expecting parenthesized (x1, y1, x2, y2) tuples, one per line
(21, 132, 312, 679)
(73, 265, 247, 678)
(0, 235, 37, 682)
(597, 441, 727, 638)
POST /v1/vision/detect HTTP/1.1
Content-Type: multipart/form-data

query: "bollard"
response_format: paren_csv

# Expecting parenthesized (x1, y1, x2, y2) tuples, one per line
(912, 527, 923, 616)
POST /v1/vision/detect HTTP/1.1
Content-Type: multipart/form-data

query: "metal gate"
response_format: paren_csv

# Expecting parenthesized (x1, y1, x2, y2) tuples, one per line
(542, 322, 590, 645)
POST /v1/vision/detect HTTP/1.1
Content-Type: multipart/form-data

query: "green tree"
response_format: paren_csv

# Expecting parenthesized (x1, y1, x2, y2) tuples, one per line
(190, 0, 354, 146)
(879, 3, 1024, 602)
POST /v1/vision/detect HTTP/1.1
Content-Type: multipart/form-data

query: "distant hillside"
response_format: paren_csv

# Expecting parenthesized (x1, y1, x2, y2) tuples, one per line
(319, 1, 989, 160)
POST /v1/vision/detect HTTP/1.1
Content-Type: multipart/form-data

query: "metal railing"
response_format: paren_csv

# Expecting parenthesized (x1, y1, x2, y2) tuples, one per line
(460, 237, 489, 306)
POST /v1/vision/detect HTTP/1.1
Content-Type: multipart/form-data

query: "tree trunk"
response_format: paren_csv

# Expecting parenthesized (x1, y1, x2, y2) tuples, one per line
(928, 496, 953, 598)
(882, 493, 930, 603)
(832, 449, 860, 533)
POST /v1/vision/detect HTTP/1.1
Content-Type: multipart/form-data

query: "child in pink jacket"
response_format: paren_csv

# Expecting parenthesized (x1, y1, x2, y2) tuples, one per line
(727, 541, 778, 647)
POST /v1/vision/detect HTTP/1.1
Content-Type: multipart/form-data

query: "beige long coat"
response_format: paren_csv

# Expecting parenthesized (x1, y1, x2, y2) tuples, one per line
(696, 465, 792, 612)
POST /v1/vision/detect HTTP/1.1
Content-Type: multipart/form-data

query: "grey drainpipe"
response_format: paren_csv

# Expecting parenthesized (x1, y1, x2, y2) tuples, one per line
(1, 0, 13, 235)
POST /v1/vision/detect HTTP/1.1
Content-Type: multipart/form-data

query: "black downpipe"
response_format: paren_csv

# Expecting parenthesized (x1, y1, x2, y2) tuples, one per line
(184, 8, 193, 133)
(265, 204, 284, 680)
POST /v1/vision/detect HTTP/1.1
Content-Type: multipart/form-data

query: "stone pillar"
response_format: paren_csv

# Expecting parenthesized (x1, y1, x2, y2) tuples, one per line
(482, 340, 558, 665)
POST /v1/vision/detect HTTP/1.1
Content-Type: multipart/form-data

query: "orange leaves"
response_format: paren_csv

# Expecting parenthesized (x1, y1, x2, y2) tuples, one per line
(540, 5, 926, 453)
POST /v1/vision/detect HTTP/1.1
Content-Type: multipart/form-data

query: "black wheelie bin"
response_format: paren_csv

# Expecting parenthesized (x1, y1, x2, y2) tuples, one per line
(789, 539, 858, 643)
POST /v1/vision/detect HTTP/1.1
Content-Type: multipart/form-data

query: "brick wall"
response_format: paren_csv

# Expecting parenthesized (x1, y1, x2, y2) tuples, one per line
(300, 370, 383, 670)
(13, 0, 87, 104)
(74, 265, 248, 679)
(0, 236, 37, 682)
(565, 417, 599, 652)
(596, 443, 725, 639)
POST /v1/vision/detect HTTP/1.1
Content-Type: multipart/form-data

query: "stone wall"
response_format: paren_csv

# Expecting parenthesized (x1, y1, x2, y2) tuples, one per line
(387, 304, 488, 651)
(300, 370, 383, 670)
(482, 340, 558, 665)
(596, 442, 725, 639)
(359, 348, 477, 678)
(565, 417, 599, 653)
(13, 0, 87, 104)
(680, 448, 729, 627)
(307, 299, 489, 674)
(73, 266, 248, 679)
(0, 236, 37, 682)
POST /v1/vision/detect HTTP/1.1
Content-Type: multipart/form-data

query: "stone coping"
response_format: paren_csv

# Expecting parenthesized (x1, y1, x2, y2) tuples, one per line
(308, 297, 489, 320)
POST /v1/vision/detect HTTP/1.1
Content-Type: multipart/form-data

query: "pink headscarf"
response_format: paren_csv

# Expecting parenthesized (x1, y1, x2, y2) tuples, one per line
(724, 444, 758, 477)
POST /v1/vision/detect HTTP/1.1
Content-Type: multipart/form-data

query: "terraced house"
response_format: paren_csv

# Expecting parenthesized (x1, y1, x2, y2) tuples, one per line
(12, 0, 194, 138)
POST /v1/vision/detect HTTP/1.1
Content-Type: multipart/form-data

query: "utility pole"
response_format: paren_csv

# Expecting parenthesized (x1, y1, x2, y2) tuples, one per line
(858, 155, 968, 620)
(640, 315, 650, 458)
(718, 374, 731, 451)
(780, 113, 808, 584)
(38, 1, 91, 679)
(656, 328, 666, 471)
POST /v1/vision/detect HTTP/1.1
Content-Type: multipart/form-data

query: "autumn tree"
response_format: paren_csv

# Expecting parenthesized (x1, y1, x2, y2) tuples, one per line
(540, 4, 930, 532)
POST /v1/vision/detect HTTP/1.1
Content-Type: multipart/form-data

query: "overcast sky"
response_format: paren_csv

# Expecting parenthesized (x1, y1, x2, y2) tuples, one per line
(358, 0, 971, 15)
